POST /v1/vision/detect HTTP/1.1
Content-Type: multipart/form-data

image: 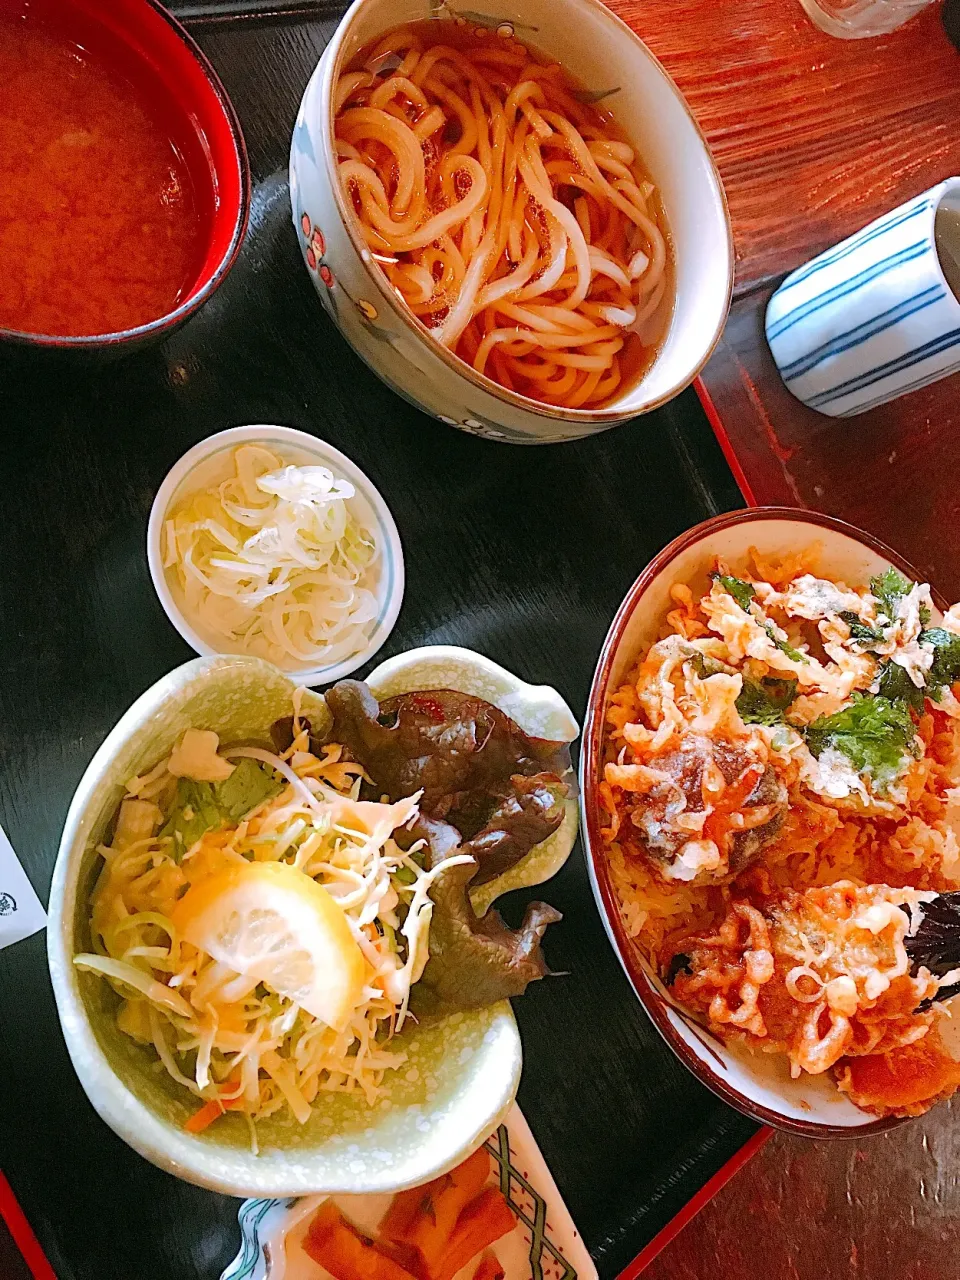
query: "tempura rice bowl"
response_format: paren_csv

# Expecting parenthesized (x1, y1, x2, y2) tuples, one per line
(580, 508, 959, 1136)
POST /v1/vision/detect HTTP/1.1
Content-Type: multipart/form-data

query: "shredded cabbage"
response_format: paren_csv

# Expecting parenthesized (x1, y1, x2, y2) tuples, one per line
(73, 954, 194, 1019)
(76, 721, 458, 1142)
(163, 444, 380, 670)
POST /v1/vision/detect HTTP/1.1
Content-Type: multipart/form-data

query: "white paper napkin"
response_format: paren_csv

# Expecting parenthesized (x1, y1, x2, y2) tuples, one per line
(0, 822, 46, 949)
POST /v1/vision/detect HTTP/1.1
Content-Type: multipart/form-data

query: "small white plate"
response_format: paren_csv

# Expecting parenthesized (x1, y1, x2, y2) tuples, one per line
(147, 424, 404, 686)
(221, 1104, 597, 1280)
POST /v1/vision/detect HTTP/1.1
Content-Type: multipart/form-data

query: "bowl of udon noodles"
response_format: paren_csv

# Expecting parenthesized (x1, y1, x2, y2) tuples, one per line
(288, 0, 732, 443)
(581, 508, 960, 1136)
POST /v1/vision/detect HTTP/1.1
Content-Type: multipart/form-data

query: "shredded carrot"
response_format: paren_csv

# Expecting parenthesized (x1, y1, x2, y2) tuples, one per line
(184, 1073, 244, 1133)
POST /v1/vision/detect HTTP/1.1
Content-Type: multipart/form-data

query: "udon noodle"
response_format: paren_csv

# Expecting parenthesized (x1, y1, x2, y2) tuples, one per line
(333, 21, 672, 410)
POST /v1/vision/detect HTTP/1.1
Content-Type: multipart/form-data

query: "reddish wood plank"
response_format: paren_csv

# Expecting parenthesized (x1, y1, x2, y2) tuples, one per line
(642, 1097, 960, 1280)
(696, 290, 960, 598)
(597, 0, 960, 599)
(607, 0, 960, 294)
(617, 1129, 773, 1279)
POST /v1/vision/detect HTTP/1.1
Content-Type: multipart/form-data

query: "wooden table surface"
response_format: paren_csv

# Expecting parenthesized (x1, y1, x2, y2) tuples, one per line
(624, 0, 960, 599)
(606, 2, 960, 1275)
(644, 1096, 960, 1280)
(622, 0, 960, 296)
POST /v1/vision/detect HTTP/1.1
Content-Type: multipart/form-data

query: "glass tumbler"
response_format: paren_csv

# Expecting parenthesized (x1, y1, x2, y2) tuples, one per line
(799, 0, 937, 37)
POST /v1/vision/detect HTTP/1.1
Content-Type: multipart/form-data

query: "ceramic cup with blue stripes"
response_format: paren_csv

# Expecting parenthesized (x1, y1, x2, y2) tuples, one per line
(766, 177, 960, 417)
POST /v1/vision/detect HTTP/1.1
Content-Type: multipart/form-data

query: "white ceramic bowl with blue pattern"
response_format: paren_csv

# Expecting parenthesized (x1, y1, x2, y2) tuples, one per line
(766, 177, 960, 418)
(147, 424, 404, 686)
(288, 0, 733, 444)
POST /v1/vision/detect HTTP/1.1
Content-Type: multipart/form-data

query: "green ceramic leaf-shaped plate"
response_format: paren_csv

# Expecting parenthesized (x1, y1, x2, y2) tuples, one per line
(47, 648, 579, 1197)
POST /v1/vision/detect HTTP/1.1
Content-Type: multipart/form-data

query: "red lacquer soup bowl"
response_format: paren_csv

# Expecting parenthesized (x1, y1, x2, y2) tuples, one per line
(0, 0, 249, 352)
(579, 507, 955, 1138)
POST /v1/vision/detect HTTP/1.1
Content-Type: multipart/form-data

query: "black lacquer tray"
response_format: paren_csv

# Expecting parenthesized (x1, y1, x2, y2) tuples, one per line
(0, 5, 756, 1277)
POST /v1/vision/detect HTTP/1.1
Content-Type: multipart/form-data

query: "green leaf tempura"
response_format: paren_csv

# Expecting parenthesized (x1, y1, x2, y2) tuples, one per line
(686, 651, 735, 680)
(712, 572, 808, 662)
(922, 628, 960, 693)
(714, 573, 756, 613)
(736, 677, 798, 727)
(872, 630, 960, 711)
(870, 567, 914, 625)
(876, 660, 927, 713)
(762, 622, 808, 664)
(839, 611, 884, 647)
(805, 694, 919, 791)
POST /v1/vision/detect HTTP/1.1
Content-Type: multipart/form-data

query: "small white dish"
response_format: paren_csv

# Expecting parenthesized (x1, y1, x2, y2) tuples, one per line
(147, 425, 404, 686)
(220, 1104, 597, 1280)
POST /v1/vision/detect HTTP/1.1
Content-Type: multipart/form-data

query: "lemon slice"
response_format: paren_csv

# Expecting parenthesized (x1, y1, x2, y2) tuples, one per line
(172, 861, 366, 1029)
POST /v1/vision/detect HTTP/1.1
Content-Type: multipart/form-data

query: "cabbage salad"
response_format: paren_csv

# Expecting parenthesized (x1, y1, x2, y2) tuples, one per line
(75, 710, 468, 1143)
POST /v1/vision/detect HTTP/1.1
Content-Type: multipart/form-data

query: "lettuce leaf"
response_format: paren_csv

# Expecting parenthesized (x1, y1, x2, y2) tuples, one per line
(216, 757, 284, 821)
(403, 815, 561, 1019)
(408, 854, 561, 1019)
(159, 758, 282, 861)
(459, 773, 567, 887)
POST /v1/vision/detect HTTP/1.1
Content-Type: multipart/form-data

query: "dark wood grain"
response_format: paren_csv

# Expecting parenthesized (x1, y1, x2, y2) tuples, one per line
(618, 0, 960, 296)
(644, 1097, 960, 1280)
(698, 289, 960, 601)
(0, 17, 752, 1280)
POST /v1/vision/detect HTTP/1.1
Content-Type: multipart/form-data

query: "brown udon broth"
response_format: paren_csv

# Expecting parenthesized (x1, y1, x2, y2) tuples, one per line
(334, 20, 673, 411)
